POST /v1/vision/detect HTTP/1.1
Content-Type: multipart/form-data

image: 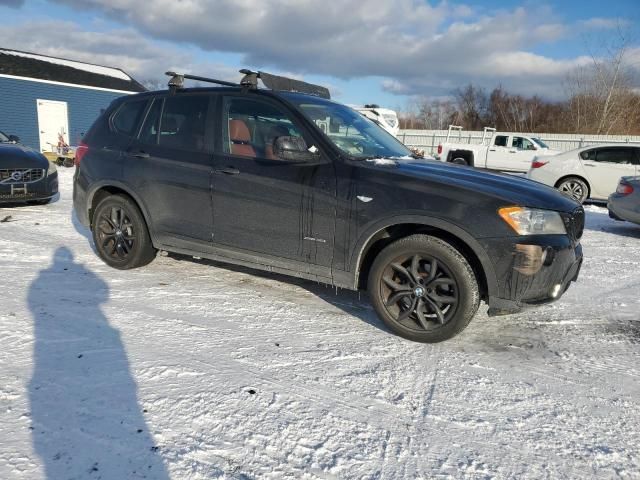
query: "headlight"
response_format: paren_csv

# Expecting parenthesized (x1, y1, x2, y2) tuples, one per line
(47, 162, 57, 175)
(498, 207, 566, 235)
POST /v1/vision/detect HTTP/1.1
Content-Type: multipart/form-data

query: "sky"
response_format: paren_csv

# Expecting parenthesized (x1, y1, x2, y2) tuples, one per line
(0, 0, 638, 110)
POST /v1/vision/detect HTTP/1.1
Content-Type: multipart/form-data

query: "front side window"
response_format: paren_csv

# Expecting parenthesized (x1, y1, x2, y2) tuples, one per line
(223, 97, 303, 159)
(0, 131, 9, 143)
(112, 99, 147, 136)
(283, 94, 412, 159)
(595, 148, 634, 165)
(532, 138, 548, 149)
(512, 137, 536, 151)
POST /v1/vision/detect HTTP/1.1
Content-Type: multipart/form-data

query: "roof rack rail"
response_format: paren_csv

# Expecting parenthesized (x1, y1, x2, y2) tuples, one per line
(165, 69, 330, 99)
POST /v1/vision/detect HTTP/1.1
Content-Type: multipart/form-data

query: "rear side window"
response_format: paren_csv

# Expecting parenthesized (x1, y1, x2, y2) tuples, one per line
(158, 95, 209, 152)
(594, 147, 635, 165)
(494, 135, 508, 147)
(112, 99, 147, 136)
(580, 149, 596, 160)
(139, 99, 162, 145)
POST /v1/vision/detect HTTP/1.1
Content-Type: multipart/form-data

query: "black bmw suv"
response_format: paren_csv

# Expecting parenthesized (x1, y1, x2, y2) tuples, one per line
(73, 70, 583, 343)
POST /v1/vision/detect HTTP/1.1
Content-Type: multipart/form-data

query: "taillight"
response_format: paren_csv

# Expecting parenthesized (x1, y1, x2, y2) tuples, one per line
(531, 160, 548, 169)
(75, 142, 89, 166)
(617, 183, 634, 195)
(437, 144, 442, 155)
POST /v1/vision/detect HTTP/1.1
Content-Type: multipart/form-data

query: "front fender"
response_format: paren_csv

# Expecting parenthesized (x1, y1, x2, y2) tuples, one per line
(348, 214, 499, 297)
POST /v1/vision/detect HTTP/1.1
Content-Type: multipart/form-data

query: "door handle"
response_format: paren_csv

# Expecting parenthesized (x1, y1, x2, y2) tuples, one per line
(215, 167, 240, 175)
(129, 151, 150, 159)
(583, 163, 596, 167)
(509, 150, 517, 153)
(489, 149, 496, 152)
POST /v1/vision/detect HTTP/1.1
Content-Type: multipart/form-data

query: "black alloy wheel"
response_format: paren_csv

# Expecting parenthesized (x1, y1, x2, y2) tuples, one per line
(92, 194, 156, 269)
(368, 235, 480, 343)
(96, 206, 136, 261)
(380, 253, 459, 329)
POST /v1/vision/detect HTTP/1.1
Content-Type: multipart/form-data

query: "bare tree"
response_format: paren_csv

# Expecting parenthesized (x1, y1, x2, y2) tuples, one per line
(564, 26, 640, 135)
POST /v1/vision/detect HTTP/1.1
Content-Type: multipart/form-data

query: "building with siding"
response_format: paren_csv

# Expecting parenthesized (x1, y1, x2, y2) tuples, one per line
(0, 48, 146, 152)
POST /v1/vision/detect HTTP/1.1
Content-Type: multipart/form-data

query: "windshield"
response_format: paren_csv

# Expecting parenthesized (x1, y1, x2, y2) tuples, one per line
(532, 138, 549, 149)
(285, 95, 412, 159)
(0, 131, 9, 143)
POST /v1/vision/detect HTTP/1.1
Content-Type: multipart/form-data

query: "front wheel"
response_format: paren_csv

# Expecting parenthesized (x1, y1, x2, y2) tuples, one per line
(557, 177, 589, 203)
(368, 235, 480, 343)
(92, 194, 156, 270)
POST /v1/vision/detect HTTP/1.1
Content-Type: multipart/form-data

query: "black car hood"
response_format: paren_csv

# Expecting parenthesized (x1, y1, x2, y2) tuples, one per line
(0, 143, 49, 169)
(375, 159, 580, 212)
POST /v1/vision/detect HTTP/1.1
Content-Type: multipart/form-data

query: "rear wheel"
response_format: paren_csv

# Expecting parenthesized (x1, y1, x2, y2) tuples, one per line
(368, 234, 480, 343)
(557, 177, 588, 203)
(451, 157, 469, 166)
(92, 194, 156, 270)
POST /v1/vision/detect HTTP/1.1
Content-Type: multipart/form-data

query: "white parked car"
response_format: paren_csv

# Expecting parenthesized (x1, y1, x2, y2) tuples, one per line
(436, 126, 560, 173)
(526, 144, 640, 203)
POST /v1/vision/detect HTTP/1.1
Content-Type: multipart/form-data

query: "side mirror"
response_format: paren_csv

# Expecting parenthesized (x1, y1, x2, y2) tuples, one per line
(273, 136, 321, 164)
(8, 135, 20, 143)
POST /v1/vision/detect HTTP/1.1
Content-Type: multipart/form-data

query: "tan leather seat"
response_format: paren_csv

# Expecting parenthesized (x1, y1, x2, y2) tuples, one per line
(264, 125, 290, 160)
(229, 120, 255, 157)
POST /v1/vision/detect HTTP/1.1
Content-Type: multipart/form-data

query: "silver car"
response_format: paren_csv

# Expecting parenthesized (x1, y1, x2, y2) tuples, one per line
(608, 177, 640, 225)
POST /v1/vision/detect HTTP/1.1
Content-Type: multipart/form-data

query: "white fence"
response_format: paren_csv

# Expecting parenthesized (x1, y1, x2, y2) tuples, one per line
(399, 129, 640, 154)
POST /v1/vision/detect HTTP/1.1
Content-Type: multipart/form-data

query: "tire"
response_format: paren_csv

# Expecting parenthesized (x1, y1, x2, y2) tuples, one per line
(367, 234, 480, 343)
(451, 157, 469, 166)
(557, 177, 589, 203)
(91, 194, 156, 270)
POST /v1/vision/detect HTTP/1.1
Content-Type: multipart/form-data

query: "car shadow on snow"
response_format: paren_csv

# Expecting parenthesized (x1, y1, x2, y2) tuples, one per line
(28, 247, 169, 479)
(169, 253, 391, 336)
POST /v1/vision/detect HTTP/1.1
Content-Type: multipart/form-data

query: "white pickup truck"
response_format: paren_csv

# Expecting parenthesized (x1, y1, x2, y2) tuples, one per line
(435, 126, 560, 173)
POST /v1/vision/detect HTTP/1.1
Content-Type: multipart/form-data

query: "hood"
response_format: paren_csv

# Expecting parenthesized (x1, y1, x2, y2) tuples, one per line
(371, 158, 580, 212)
(0, 143, 49, 169)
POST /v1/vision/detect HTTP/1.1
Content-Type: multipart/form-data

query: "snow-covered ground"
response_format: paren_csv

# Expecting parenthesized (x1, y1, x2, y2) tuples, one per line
(1, 168, 639, 479)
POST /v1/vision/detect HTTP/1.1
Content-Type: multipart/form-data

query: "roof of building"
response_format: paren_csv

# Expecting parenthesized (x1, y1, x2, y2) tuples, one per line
(0, 48, 146, 93)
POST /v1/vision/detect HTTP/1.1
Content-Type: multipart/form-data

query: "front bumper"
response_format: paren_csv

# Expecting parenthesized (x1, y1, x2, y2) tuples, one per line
(0, 171, 58, 204)
(481, 234, 583, 316)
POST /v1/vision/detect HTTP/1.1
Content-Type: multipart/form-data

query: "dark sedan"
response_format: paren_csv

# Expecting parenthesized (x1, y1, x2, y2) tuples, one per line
(0, 131, 58, 204)
(609, 177, 640, 226)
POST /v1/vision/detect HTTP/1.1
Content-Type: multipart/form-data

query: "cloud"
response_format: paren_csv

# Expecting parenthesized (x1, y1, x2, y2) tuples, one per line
(5, 1, 639, 99)
(0, 20, 243, 85)
(580, 17, 629, 30)
(0, 0, 24, 8)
